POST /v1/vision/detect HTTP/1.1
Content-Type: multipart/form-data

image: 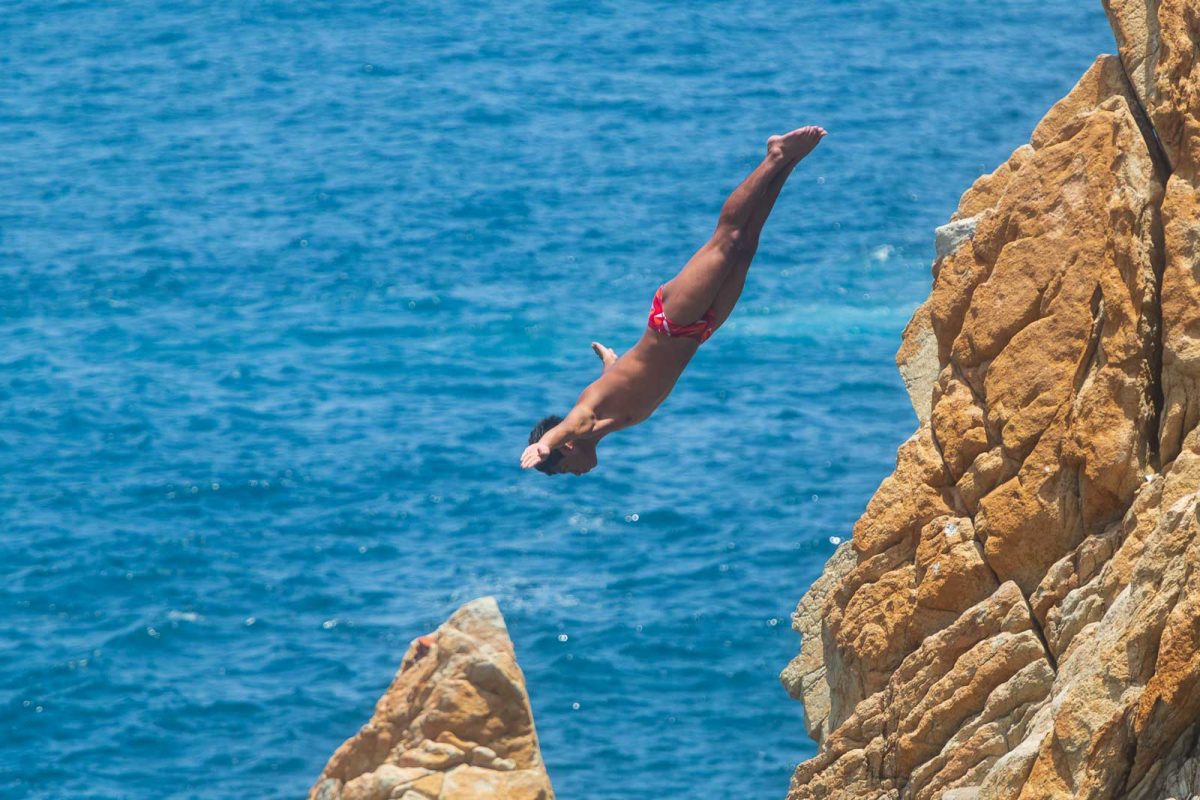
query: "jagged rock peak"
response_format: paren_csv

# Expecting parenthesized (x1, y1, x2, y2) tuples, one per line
(309, 597, 554, 800)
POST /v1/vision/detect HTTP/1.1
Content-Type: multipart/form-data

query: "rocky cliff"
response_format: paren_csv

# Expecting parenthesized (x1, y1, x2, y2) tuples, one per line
(782, 3, 1199, 799)
(309, 598, 554, 800)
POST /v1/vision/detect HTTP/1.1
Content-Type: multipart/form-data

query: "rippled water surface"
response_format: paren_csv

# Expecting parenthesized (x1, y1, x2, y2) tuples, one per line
(3, 2, 1114, 797)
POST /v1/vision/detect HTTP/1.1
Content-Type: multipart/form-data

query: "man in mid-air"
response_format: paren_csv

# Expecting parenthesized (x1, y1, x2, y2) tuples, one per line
(521, 126, 826, 476)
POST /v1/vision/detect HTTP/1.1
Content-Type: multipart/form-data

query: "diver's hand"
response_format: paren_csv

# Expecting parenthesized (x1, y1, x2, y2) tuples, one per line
(591, 341, 618, 369)
(521, 442, 550, 469)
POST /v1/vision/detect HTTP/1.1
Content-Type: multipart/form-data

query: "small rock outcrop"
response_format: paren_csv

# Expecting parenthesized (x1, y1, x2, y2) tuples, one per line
(309, 598, 554, 800)
(784, 2, 1200, 799)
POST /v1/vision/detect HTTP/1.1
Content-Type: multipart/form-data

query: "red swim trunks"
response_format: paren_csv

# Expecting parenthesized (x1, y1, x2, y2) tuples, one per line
(647, 286, 717, 343)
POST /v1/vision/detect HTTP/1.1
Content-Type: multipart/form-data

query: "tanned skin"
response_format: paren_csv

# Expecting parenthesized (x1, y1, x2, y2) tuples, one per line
(521, 126, 826, 475)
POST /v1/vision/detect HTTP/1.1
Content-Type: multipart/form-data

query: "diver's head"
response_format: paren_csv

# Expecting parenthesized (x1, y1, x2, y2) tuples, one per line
(528, 415, 597, 476)
(554, 440, 598, 475)
(529, 415, 564, 474)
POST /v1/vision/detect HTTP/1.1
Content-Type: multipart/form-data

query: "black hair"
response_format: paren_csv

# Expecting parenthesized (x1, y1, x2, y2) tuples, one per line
(529, 415, 565, 475)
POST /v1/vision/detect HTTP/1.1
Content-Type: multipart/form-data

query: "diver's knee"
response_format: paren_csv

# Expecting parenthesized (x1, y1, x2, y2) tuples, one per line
(713, 224, 748, 255)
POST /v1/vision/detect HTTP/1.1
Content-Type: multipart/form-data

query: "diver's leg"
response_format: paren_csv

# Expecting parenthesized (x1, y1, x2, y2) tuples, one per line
(707, 157, 801, 329)
(660, 126, 824, 324)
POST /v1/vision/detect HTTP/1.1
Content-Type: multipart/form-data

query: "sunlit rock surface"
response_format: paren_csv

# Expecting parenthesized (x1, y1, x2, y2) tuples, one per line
(783, 3, 1200, 798)
(309, 598, 553, 800)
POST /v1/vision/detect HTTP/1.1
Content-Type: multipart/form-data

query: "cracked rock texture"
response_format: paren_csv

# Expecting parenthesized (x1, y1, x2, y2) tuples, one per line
(309, 598, 553, 800)
(783, 3, 1199, 798)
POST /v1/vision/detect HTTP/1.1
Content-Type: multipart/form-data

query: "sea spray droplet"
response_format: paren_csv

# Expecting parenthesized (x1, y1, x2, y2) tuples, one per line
(557, 634, 568, 642)
(571, 702, 580, 710)
(828, 536, 842, 545)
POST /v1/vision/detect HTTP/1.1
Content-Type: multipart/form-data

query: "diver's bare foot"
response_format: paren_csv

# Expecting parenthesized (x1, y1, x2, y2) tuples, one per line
(591, 341, 618, 368)
(767, 126, 826, 162)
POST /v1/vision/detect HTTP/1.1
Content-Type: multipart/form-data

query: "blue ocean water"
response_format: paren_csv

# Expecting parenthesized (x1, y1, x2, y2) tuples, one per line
(1, 2, 1114, 797)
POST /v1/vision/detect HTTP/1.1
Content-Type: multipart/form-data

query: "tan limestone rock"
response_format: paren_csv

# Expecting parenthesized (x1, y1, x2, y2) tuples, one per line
(440, 765, 554, 800)
(1103, 0, 1199, 172)
(851, 425, 955, 561)
(788, 583, 1055, 800)
(1105, 0, 1200, 466)
(955, 446, 1017, 515)
(780, 540, 855, 742)
(896, 302, 940, 424)
(930, 373, 989, 481)
(983, 488, 1200, 800)
(1158, 179, 1200, 463)
(913, 515, 998, 616)
(785, 6, 1200, 796)
(308, 597, 553, 800)
(393, 771, 443, 799)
